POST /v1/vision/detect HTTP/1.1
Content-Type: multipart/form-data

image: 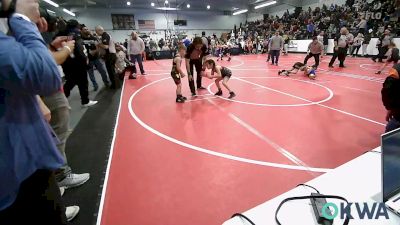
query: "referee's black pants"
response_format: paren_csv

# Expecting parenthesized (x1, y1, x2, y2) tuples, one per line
(304, 53, 321, 67)
(188, 59, 203, 95)
(329, 47, 347, 67)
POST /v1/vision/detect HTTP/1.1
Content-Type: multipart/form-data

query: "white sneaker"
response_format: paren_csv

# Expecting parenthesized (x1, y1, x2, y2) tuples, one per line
(59, 186, 65, 196)
(82, 100, 98, 107)
(58, 173, 90, 189)
(66, 206, 80, 222)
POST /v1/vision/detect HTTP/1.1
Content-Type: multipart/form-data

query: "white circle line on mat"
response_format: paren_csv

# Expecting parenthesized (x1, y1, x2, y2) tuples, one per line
(207, 76, 334, 107)
(127, 77, 331, 172)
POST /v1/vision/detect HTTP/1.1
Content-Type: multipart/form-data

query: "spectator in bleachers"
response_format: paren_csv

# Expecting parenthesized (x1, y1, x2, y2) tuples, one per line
(357, 16, 368, 34)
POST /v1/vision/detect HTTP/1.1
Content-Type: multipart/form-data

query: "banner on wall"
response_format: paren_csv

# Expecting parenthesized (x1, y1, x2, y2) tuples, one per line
(111, 14, 135, 30)
(138, 20, 155, 30)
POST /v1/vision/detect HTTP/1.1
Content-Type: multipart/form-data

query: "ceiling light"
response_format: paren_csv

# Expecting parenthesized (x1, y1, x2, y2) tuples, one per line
(207, 5, 210, 9)
(151, 2, 155, 6)
(232, 9, 248, 15)
(165, 0, 168, 4)
(46, 9, 56, 14)
(186, 4, 190, 8)
(156, 7, 178, 10)
(127, 1, 131, 6)
(63, 8, 75, 16)
(254, 0, 277, 9)
(43, 0, 59, 8)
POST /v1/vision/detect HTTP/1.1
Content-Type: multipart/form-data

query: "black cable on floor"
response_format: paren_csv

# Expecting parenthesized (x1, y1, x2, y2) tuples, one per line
(296, 184, 320, 194)
(231, 213, 256, 225)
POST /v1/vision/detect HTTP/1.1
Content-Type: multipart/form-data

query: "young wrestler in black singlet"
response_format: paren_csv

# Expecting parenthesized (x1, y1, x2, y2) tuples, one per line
(203, 59, 236, 99)
(278, 62, 317, 79)
(171, 45, 188, 103)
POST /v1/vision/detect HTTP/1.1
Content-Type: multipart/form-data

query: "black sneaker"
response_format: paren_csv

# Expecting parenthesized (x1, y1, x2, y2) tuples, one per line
(228, 57, 231, 61)
(191, 93, 196, 97)
(375, 71, 382, 74)
(215, 90, 223, 96)
(328, 65, 334, 68)
(278, 70, 282, 75)
(198, 87, 206, 90)
(128, 75, 136, 79)
(181, 96, 187, 100)
(372, 58, 377, 62)
(228, 92, 236, 99)
(176, 97, 185, 103)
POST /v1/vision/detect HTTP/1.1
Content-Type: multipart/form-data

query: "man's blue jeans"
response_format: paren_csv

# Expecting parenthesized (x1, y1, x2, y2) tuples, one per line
(87, 58, 109, 88)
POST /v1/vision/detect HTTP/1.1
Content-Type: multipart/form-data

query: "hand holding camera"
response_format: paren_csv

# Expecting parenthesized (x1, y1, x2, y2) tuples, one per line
(51, 36, 69, 49)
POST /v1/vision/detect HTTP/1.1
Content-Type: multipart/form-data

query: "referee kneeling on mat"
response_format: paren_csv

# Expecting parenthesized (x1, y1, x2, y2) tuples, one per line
(185, 37, 207, 96)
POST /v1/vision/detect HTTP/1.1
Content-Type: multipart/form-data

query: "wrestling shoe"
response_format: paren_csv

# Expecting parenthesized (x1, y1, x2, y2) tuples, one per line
(181, 96, 187, 100)
(228, 57, 232, 61)
(228, 92, 236, 99)
(214, 90, 223, 96)
(176, 97, 185, 103)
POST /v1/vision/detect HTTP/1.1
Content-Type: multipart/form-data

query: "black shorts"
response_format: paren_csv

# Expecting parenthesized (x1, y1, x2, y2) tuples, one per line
(293, 62, 305, 69)
(221, 69, 232, 78)
(387, 57, 399, 64)
(171, 72, 181, 85)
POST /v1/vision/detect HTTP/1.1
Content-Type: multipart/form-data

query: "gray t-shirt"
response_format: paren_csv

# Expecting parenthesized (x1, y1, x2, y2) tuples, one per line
(269, 35, 284, 50)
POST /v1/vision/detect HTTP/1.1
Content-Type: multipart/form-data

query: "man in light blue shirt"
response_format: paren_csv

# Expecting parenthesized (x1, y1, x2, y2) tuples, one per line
(0, 0, 67, 224)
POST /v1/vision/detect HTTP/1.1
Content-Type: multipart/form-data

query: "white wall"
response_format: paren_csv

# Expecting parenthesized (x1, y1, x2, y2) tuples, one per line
(66, 8, 245, 42)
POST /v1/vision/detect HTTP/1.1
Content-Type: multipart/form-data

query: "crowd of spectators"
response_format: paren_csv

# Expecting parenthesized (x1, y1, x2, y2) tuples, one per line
(235, 0, 400, 46)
